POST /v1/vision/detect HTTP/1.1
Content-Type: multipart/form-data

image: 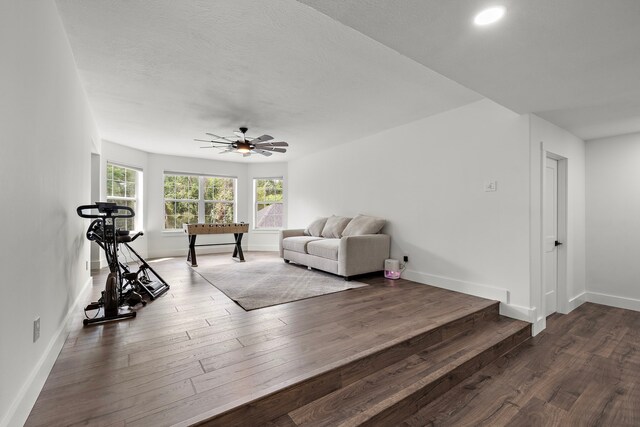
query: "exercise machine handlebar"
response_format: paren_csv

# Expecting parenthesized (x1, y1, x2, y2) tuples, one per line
(77, 202, 135, 219)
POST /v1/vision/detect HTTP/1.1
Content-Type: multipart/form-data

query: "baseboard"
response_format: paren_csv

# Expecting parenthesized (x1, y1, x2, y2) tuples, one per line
(91, 258, 105, 270)
(403, 269, 541, 334)
(403, 269, 509, 303)
(499, 303, 536, 323)
(531, 317, 546, 336)
(1, 276, 92, 427)
(564, 292, 586, 313)
(247, 244, 278, 252)
(147, 245, 248, 260)
(585, 291, 640, 312)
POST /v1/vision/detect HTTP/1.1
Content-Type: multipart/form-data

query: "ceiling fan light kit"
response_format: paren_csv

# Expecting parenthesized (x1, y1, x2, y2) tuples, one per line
(195, 127, 288, 157)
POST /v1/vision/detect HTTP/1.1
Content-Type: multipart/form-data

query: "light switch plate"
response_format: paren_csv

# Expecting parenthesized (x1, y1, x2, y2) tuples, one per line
(484, 180, 497, 192)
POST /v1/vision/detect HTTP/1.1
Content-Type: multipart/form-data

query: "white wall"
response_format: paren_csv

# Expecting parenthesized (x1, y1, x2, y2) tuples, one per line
(288, 99, 532, 312)
(90, 153, 102, 268)
(586, 132, 640, 310)
(0, 1, 100, 425)
(529, 115, 586, 333)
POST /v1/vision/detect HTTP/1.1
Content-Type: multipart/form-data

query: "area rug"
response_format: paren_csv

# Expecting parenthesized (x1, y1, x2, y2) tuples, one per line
(192, 260, 367, 310)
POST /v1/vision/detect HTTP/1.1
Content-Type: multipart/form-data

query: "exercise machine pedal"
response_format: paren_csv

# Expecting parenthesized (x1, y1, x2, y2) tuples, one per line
(138, 279, 170, 300)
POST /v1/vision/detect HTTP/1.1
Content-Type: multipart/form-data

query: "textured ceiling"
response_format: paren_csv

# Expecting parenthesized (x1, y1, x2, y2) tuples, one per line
(299, 0, 640, 141)
(55, 0, 481, 162)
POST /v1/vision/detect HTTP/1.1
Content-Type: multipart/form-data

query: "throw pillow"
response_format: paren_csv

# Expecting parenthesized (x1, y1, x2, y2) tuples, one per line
(342, 214, 386, 236)
(304, 217, 328, 237)
(321, 215, 352, 238)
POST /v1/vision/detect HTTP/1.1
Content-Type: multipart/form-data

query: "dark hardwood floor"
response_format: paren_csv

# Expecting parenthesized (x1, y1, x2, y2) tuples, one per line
(24, 251, 640, 426)
(402, 302, 640, 426)
(25, 252, 499, 426)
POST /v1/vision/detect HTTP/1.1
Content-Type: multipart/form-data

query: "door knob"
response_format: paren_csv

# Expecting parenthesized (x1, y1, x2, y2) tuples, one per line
(555, 240, 563, 246)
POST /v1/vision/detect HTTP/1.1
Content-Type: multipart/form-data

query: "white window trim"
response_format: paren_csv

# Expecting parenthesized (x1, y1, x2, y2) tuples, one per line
(253, 176, 284, 231)
(106, 162, 143, 232)
(163, 172, 237, 230)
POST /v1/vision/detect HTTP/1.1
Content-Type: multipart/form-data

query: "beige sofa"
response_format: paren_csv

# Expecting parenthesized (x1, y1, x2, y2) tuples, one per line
(279, 215, 391, 280)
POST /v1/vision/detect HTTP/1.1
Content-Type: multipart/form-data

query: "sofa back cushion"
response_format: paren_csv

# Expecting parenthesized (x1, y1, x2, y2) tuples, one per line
(341, 214, 386, 236)
(304, 217, 328, 237)
(321, 215, 352, 238)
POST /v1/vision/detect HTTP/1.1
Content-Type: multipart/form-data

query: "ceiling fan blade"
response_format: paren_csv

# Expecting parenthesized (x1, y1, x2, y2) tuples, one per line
(251, 134, 274, 143)
(254, 141, 288, 147)
(254, 149, 273, 157)
(206, 133, 236, 142)
(194, 138, 232, 145)
(200, 146, 220, 148)
(257, 147, 286, 153)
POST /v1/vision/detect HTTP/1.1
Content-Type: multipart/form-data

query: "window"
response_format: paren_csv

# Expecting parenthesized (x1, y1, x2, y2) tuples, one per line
(163, 173, 236, 230)
(254, 178, 284, 229)
(163, 175, 199, 230)
(106, 163, 140, 231)
(204, 177, 235, 224)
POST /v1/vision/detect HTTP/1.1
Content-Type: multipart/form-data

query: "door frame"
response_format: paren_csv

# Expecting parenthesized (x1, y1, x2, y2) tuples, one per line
(541, 150, 568, 318)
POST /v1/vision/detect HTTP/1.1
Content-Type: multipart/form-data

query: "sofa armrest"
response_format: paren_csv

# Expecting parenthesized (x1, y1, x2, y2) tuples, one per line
(338, 234, 391, 277)
(279, 229, 306, 258)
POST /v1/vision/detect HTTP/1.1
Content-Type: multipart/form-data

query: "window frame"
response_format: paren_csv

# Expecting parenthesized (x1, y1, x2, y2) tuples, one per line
(253, 177, 284, 231)
(163, 172, 237, 231)
(106, 162, 142, 232)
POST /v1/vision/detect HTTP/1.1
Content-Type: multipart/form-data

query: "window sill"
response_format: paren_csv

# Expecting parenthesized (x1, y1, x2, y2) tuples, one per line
(251, 229, 282, 234)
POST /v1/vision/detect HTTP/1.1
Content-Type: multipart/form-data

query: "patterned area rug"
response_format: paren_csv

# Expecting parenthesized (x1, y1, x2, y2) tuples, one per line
(192, 260, 367, 310)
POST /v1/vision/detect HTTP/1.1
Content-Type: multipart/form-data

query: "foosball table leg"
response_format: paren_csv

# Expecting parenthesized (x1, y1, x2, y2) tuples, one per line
(187, 235, 198, 267)
(233, 233, 245, 262)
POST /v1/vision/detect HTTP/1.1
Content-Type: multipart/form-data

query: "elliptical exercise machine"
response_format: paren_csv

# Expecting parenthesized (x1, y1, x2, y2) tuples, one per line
(77, 202, 170, 325)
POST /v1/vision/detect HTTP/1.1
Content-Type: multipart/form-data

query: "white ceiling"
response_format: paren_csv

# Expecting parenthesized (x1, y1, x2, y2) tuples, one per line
(54, 0, 481, 162)
(56, 0, 640, 160)
(299, 0, 640, 141)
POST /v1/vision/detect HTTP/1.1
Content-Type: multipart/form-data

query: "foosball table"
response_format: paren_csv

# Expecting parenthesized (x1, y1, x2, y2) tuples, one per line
(182, 223, 249, 267)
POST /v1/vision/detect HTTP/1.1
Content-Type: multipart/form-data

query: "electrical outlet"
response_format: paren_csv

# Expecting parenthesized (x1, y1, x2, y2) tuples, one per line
(403, 255, 409, 263)
(33, 317, 40, 343)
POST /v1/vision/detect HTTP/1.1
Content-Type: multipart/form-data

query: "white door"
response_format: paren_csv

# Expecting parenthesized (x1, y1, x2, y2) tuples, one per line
(544, 157, 558, 315)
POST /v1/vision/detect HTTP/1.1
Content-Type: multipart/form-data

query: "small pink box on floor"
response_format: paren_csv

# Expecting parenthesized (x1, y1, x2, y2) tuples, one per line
(384, 259, 401, 279)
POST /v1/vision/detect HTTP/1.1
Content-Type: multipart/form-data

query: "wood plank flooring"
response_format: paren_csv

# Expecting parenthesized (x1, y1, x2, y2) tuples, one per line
(279, 317, 530, 427)
(26, 251, 640, 426)
(401, 302, 640, 426)
(25, 252, 497, 427)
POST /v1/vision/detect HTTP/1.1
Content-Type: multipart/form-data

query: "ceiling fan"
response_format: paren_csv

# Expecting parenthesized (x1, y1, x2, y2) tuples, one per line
(195, 127, 288, 157)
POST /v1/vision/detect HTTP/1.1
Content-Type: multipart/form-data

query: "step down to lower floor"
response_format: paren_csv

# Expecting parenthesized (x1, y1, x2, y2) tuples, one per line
(276, 317, 530, 427)
(178, 302, 503, 427)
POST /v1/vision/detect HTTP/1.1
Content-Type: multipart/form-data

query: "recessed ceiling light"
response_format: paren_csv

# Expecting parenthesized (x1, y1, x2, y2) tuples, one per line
(474, 6, 506, 26)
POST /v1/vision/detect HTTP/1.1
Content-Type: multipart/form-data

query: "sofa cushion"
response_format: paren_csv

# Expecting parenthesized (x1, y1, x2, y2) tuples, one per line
(342, 214, 386, 236)
(321, 215, 352, 238)
(307, 239, 340, 261)
(282, 236, 323, 254)
(304, 217, 328, 237)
